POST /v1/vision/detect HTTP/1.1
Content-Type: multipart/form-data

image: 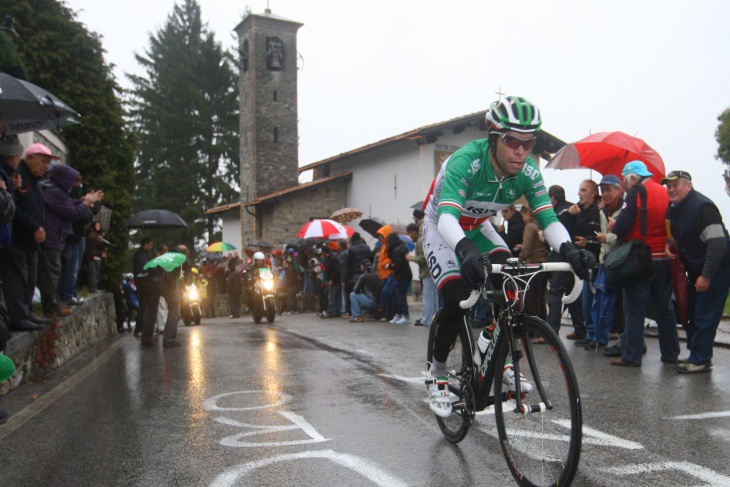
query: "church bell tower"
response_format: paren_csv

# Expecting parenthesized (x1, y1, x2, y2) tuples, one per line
(235, 9, 302, 238)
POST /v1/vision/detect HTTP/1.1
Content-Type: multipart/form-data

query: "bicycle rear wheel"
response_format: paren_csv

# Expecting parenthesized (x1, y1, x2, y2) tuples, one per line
(426, 314, 475, 443)
(493, 316, 582, 487)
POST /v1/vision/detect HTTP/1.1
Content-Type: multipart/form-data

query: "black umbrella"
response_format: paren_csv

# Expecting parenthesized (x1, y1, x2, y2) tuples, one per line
(126, 209, 187, 229)
(410, 200, 424, 210)
(0, 73, 79, 135)
(359, 217, 386, 239)
(248, 239, 275, 249)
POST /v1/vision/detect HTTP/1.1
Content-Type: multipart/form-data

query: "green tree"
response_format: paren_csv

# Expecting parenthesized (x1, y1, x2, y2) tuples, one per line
(127, 0, 240, 252)
(716, 107, 730, 169)
(2, 0, 136, 289)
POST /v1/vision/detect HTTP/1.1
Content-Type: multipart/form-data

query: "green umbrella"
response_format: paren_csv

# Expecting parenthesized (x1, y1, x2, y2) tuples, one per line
(0, 353, 15, 382)
(143, 252, 187, 272)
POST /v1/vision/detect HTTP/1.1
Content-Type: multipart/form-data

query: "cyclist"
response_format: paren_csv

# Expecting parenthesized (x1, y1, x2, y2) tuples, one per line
(423, 95, 595, 417)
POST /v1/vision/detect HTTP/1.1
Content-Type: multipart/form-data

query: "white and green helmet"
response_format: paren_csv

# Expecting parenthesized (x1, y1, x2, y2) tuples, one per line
(485, 96, 542, 133)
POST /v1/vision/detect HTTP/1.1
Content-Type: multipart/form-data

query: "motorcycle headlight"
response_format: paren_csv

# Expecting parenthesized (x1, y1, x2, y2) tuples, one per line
(187, 288, 199, 300)
(263, 279, 274, 291)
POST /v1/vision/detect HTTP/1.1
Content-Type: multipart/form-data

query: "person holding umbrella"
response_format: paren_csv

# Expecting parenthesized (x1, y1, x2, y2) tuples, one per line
(139, 245, 191, 348)
(664, 171, 730, 373)
(132, 237, 154, 337)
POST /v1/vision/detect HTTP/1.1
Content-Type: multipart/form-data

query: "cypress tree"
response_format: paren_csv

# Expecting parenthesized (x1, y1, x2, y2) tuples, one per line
(127, 0, 240, 251)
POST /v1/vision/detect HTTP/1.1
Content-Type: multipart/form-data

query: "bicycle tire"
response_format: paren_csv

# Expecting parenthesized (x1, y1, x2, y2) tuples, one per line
(493, 316, 582, 487)
(426, 316, 474, 443)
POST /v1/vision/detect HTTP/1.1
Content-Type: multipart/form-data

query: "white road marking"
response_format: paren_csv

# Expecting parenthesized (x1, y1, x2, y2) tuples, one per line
(378, 373, 425, 384)
(209, 449, 408, 487)
(556, 421, 644, 449)
(217, 410, 329, 447)
(202, 390, 291, 411)
(709, 428, 730, 442)
(597, 461, 730, 486)
(666, 410, 730, 420)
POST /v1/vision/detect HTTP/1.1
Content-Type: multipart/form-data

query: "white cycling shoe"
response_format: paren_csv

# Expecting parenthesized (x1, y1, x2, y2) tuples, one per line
(426, 373, 452, 418)
(502, 364, 533, 394)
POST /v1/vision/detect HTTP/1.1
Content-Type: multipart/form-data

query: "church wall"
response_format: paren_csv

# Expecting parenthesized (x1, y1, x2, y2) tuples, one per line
(314, 126, 485, 244)
(242, 182, 347, 247)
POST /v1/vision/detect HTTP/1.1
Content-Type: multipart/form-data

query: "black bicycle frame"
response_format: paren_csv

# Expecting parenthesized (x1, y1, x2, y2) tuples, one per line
(469, 297, 530, 413)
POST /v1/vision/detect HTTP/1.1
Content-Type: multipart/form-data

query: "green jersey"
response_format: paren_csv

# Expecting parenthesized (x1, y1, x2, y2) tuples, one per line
(424, 138, 557, 230)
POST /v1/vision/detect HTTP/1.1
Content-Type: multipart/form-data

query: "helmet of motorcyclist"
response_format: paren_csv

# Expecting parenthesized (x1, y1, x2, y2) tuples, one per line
(191, 267, 199, 275)
(253, 251, 266, 266)
(485, 96, 541, 134)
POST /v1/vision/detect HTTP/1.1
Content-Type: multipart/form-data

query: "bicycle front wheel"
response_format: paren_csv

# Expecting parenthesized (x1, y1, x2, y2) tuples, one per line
(426, 315, 474, 443)
(494, 316, 582, 487)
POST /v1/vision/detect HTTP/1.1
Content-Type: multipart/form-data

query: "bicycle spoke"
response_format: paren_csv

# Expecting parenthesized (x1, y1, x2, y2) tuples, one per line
(494, 317, 581, 487)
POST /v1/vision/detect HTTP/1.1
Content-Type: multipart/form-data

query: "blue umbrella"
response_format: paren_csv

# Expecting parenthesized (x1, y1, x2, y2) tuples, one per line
(398, 234, 416, 252)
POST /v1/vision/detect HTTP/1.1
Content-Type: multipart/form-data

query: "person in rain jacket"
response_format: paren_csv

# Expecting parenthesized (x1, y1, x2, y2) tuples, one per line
(386, 231, 413, 324)
(375, 224, 395, 320)
(38, 164, 102, 317)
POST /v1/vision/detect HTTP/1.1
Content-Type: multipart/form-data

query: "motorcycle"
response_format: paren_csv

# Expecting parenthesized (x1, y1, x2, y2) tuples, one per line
(249, 267, 277, 324)
(181, 282, 202, 326)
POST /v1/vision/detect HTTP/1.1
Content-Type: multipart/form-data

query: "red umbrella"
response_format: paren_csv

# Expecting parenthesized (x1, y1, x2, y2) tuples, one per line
(296, 219, 355, 240)
(545, 131, 666, 183)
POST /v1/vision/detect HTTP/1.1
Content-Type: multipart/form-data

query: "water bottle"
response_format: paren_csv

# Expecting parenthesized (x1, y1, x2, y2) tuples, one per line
(473, 328, 493, 368)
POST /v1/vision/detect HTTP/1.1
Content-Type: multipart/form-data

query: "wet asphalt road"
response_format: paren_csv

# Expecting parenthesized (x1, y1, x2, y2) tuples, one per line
(1, 310, 730, 487)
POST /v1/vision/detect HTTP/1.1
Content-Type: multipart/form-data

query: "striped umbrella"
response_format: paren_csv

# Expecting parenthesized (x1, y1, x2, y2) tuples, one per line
(206, 241, 237, 252)
(296, 219, 354, 240)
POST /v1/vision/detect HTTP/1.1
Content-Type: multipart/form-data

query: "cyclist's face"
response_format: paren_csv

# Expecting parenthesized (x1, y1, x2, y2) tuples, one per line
(492, 131, 532, 177)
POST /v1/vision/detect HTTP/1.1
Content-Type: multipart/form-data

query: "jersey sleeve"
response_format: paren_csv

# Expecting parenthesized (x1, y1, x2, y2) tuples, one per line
(521, 160, 559, 229)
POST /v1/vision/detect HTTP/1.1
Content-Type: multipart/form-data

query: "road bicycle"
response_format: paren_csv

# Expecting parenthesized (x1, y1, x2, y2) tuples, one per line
(426, 259, 583, 487)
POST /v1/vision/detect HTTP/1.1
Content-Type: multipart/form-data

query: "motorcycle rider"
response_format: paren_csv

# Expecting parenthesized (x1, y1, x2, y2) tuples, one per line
(244, 251, 269, 311)
(423, 95, 595, 417)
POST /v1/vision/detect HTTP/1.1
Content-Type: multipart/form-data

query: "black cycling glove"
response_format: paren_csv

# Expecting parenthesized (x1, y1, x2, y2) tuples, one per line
(559, 242, 596, 280)
(456, 238, 488, 290)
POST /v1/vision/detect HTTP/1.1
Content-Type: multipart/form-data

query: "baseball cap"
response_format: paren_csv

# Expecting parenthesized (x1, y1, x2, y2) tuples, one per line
(0, 135, 23, 157)
(599, 174, 621, 186)
(361, 259, 371, 268)
(24, 142, 61, 160)
(661, 170, 692, 185)
(621, 160, 653, 178)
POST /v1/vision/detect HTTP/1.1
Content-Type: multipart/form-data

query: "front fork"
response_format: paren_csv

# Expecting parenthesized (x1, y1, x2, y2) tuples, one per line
(504, 314, 553, 415)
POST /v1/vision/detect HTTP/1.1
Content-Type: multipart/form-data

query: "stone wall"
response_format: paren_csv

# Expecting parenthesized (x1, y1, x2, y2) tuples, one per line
(0, 293, 117, 395)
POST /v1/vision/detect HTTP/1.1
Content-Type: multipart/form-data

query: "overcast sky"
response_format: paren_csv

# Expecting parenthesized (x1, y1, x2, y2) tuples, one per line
(65, 0, 730, 221)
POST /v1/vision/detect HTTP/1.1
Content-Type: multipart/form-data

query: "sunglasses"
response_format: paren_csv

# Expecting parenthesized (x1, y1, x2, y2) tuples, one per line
(665, 170, 691, 182)
(495, 132, 537, 151)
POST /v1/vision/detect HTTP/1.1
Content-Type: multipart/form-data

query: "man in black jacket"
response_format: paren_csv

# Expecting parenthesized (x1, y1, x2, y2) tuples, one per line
(664, 171, 730, 373)
(349, 259, 383, 322)
(545, 185, 585, 338)
(132, 237, 154, 336)
(321, 246, 341, 318)
(0, 143, 57, 332)
(343, 232, 371, 317)
(563, 180, 601, 345)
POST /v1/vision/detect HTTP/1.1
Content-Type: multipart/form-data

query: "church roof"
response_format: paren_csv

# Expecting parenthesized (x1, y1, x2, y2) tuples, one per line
(204, 201, 241, 215)
(242, 171, 353, 207)
(234, 9, 303, 32)
(298, 111, 566, 172)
